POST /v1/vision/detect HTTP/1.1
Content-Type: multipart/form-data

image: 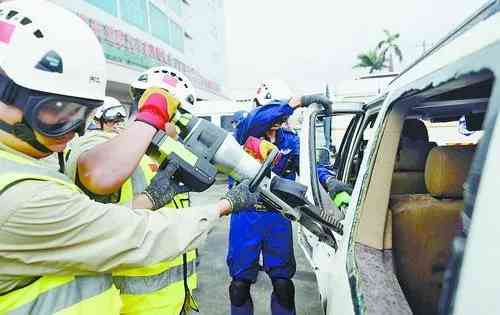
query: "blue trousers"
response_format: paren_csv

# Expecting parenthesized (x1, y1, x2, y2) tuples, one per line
(227, 210, 296, 281)
(227, 210, 296, 315)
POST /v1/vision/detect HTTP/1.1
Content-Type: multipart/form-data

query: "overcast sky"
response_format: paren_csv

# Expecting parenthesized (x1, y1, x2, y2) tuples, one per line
(224, 0, 487, 98)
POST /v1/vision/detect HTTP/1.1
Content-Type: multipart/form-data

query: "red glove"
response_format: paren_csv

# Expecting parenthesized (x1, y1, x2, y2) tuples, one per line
(244, 136, 282, 163)
(135, 87, 180, 130)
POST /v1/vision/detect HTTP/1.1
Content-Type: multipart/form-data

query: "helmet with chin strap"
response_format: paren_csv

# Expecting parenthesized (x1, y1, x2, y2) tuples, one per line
(0, 0, 106, 153)
(129, 66, 196, 113)
(94, 97, 127, 123)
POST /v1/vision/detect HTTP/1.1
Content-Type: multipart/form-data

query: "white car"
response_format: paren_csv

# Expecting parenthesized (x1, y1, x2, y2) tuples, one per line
(298, 1, 500, 314)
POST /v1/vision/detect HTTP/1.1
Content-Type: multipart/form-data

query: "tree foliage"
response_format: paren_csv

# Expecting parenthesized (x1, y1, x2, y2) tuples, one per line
(354, 29, 403, 73)
(377, 29, 403, 71)
(353, 49, 387, 73)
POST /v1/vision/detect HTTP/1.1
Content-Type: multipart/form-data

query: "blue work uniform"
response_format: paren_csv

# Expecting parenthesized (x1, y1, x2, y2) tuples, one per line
(228, 101, 334, 315)
(228, 100, 338, 315)
(317, 164, 336, 185)
(228, 101, 299, 282)
(228, 101, 299, 315)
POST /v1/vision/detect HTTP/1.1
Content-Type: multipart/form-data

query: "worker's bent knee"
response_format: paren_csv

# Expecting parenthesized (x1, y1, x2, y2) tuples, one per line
(272, 278, 295, 310)
(229, 280, 251, 306)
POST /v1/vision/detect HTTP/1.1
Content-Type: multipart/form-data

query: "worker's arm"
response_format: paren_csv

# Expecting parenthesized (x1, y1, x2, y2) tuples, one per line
(236, 99, 301, 143)
(317, 166, 335, 186)
(74, 88, 180, 195)
(0, 180, 236, 275)
(236, 94, 332, 143)
(75, 121, 156, 195)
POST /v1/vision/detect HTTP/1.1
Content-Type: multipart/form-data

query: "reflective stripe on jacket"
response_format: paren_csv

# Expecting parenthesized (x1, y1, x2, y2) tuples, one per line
(0, 150, 121, 315)
(114, 155, 199, 315)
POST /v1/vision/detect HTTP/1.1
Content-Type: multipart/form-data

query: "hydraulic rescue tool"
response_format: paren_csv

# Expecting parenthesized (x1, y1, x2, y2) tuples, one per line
(146, 110, 342, 249)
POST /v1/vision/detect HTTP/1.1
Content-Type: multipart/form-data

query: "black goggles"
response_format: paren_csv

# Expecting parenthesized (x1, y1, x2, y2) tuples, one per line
(0, 75, 103, 137)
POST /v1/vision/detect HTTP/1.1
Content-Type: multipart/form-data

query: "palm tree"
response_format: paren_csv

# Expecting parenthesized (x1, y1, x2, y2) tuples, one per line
(353, 49, 387, 73)
(377, 29, 403, 72)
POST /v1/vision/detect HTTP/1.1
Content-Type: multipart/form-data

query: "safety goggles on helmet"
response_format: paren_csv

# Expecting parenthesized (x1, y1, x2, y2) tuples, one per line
(0, 75, 102, 137)
(100, 106, 126, 123)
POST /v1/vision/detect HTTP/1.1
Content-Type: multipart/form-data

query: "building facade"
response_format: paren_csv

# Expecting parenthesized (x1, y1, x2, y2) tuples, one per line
(50, 0, 227, 104)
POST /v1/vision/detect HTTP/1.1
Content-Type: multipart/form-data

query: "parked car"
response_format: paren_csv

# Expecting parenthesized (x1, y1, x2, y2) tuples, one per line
(298, 1, 500, 314)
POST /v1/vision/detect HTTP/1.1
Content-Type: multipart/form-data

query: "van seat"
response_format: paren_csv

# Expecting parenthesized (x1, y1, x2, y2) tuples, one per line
(391, 140, 436, 194)
(391, 145, 475, 315)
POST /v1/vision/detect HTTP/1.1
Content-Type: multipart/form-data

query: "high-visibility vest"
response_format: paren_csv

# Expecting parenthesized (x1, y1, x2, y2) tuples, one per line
(0, 149, 122, 315)
(112, 155, 199, 315)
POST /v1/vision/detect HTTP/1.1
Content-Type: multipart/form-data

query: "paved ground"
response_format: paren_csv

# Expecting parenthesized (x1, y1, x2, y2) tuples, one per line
(191, 184, 324, 315)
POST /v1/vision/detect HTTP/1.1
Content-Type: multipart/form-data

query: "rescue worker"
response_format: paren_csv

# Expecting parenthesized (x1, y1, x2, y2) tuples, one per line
(0, 1, 258, 314)
(64, 69, 201, 315)
(228, 79, 347, 315)
(91, 96, 127, 132)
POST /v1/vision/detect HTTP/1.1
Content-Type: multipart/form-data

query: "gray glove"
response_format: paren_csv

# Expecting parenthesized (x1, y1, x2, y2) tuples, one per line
(325, 177, 353, 199)
(301, 94, 332, 115)
(222, 179, 259, 212)
(144, 160, 188, 210)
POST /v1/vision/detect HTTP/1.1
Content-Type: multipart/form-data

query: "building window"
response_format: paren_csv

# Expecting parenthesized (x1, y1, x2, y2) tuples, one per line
(149, 3, 171, 44)
(168, 0, 183, 16)
(120, 0, 148, 31)
(170, 21, 184, 52)
(86, 0, 118, 16)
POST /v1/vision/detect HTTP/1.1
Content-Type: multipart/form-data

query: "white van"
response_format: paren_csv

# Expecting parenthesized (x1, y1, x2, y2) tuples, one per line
(298, 1, 500, 314)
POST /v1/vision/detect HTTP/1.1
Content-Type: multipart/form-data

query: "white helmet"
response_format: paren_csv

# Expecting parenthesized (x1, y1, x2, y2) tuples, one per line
(255, 79, 293, 106)
(0, 0, 106, 152)
(0, 0, 106, 101)
(94, 96, 127, 120)
(130, 66, 196, 112)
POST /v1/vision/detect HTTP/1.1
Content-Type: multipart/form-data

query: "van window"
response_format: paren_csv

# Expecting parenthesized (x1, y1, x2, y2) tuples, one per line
(199, 116, 212, 122)
(314, 114, 357, 168)
(343, 114, 377, 184)
(426, 121, 483, 145)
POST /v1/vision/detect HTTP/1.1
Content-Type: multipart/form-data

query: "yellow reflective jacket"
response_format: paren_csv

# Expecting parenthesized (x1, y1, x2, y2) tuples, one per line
(0, 150, 121, 315)
(111, 155, 199, 315)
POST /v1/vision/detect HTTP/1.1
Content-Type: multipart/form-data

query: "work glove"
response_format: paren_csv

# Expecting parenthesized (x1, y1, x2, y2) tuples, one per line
(144, 160, 188, 210)
(325, 177, 353, 198)
(243, 136, 281, 163)
(222, 179, 260, 212)
(325, 177, 353, 209)
(135, 87, 181, 130)
(301, 93, 333, 115)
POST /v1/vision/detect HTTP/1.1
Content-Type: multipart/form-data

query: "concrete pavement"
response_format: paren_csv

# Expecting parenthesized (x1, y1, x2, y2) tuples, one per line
(191, 184, 324, 315)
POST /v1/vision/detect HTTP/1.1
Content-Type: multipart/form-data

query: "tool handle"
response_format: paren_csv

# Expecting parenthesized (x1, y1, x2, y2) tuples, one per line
(249, 148, 279, 192)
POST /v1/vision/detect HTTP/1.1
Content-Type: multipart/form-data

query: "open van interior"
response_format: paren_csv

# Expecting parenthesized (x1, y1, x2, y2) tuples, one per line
(352, 71, 494, 315)
(298, 2, 500, 314)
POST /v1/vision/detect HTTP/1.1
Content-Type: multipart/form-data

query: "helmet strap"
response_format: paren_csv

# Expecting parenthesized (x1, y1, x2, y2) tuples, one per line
(0, 118, 52, 153)
(57, 152, 65, 174)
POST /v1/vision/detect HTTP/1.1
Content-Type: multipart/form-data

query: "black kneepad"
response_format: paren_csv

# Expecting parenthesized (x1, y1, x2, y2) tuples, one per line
(272, 278, 295, 310)
(229, 280, 251, 306)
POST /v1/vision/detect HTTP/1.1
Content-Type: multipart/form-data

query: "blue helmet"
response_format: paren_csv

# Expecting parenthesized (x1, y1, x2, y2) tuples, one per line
(232, 110, 248, 127)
